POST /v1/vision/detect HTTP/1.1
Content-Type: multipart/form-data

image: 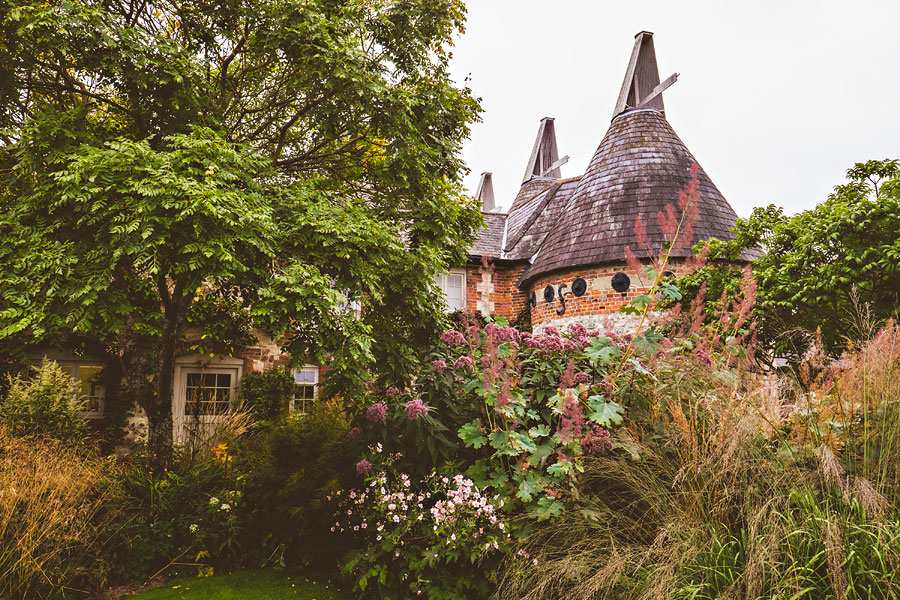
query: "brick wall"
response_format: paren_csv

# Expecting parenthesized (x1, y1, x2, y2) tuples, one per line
(464, 260, 530, 321)
(526, 260, 687, 331)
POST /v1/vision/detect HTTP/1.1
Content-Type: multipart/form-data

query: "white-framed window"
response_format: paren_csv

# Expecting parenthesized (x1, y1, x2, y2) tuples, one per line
(183, 371, 234, 416)
(435, 268, 466, 312)
(173, 355, 243, 445)
(292, 365, 320, 413)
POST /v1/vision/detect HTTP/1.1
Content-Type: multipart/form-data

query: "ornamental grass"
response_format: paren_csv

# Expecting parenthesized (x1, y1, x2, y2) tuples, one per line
(495, 323, 900, 600)
(0, 429, 114, 599)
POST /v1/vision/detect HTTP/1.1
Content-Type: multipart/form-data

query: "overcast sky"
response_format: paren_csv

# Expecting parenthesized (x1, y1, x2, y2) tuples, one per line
(448, 0, 900, 217)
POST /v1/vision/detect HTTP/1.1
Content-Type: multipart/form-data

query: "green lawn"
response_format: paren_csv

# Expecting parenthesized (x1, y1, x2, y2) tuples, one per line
(129, 569, 348, 600)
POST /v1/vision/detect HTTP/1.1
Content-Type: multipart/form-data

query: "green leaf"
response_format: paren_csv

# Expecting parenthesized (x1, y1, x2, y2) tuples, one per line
(459, 420, 488, 449)
(587, 396, 624, 428)
(585, 336, 619, 365)
(515, 472, 546, 502)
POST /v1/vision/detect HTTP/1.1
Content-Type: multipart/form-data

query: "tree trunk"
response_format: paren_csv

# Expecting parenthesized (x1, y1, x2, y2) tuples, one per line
(148, 309, 180, 468)
(118, 276, 185, 470)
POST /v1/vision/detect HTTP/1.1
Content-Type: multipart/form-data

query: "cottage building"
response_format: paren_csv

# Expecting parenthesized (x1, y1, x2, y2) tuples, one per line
(29, 31, 743, 442)
(438, 31, 742, 332)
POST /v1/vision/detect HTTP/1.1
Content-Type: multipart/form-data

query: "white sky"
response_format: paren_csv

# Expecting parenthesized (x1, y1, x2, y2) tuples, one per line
(449, 0, 900, 217)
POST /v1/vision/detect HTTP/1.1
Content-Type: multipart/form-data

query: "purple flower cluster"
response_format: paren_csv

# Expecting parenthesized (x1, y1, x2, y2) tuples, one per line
(581, 424, 613, 455)
(356, 459, 372, 475)
(574, 371, 592, 385)
(348, 427, 362, 439)
(454, 355, 475, 370)
(386, 386, 400, 396)
(405, 399, 428, 420)
(431, 359, 447, 373)
(440, 329, 466, 347)
(366, 402, 387, 423)
(484, 323, 519, 342)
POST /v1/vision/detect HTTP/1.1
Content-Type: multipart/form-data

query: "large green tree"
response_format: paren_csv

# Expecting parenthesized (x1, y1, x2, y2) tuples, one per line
(0, 0, 482, 462)
(674, 159, 900, 361)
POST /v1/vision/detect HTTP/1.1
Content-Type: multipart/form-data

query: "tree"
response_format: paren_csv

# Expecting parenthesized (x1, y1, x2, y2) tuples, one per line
(673, 159, 900, 361)
(0, 0, 482, 463)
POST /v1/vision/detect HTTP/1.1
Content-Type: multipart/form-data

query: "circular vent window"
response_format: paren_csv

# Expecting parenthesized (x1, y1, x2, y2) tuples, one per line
(611, 272, 631, 293)
(571, 277, 587, 297)
(543, 285, 555, 302)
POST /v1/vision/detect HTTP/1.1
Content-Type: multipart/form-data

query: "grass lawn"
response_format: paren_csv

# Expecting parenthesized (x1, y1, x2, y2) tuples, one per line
(127, 568, 348, 600)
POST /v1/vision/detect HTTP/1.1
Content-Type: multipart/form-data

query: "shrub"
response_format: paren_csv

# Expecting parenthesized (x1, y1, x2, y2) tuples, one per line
(0, 358, 87, 442)
(0, 427, 113, 598)
(237, 368, 294, 425)
(336, 456, 510, 599)
(236, 399, 359, 567)
(101, 454, 234, 582)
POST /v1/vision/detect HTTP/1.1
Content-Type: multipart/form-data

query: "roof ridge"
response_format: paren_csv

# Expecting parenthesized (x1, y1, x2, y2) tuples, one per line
(503, 182, 561, 253)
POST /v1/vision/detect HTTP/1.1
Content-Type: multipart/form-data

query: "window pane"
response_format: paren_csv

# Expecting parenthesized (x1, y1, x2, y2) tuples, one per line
(76, 365, 103, 415)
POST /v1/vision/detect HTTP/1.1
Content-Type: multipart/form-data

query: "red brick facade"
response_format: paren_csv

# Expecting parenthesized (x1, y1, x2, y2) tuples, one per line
(464, 260, 529, 321)
(465, 260, 687, 332)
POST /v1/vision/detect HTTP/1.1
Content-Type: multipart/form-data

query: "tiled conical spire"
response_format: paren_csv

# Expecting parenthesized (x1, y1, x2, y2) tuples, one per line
(522, 33, 738, 283)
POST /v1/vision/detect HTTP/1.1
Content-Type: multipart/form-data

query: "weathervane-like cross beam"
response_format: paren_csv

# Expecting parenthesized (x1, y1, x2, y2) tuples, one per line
(613, 31, 679, 118)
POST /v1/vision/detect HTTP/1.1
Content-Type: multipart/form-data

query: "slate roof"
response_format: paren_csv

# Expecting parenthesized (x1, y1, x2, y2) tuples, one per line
(504, 176, 580, 260)
(469, 211, 508, 259)
(466, 107, 741, 282)
(523, 108, 738, 282)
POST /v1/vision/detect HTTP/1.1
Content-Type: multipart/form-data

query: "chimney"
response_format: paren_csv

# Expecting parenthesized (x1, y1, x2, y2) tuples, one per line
(476, 172, 496, 212)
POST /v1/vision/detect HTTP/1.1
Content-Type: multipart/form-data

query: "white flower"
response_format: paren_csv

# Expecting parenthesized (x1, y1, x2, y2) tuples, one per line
(189, 524, 199, 533)
(209, 497, 220, 505)
(220, 503, 231, 512)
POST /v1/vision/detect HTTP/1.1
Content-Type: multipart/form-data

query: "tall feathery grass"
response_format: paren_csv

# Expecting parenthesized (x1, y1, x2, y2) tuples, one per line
(496, 322, 900, 600)
(0, 429, 114, 599)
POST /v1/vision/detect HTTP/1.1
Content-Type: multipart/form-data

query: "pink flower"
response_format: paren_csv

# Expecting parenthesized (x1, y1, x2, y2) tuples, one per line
(405, 399, 428, 420)
(356, 460, 372, 475)
(366, 402, 387, 423)
(581, 423, 612, 455)
(432, 359, 447, 373)
(544, 326, 560, 337)
(454, 355, 475, 370)
(558, 389, 584, 444)
(348, 427, 362, 439)
(440, 329, 466, 346)
(574, 372, 592, 385)
(386, 386, 400, 396)
(540, 336, 564, 353)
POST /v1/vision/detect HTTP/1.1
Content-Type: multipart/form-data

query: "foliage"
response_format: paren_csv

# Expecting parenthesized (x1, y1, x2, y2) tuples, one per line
(0, 0, 483, 464)
(238, 368, 294, 425)
(236, 400, 359, 568)
(494, 323, 900, 600)
(674, 159, 900, 361)
(129, 568, 347, 600)
(0, 358, 88, 442)
(0, 427, 114, 599)
(350, 319, 655, 520)
(336, 455, 509, 599)
(101, 454, 236, 582)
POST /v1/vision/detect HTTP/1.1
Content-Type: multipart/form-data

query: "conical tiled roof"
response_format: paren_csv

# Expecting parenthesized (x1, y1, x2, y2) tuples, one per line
(523, 107, 738, 282)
